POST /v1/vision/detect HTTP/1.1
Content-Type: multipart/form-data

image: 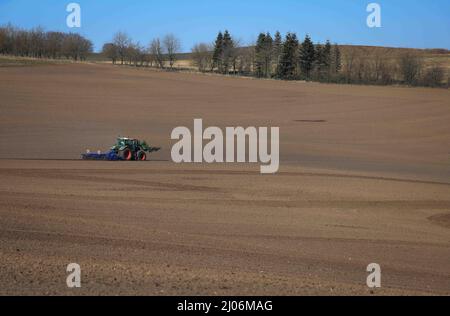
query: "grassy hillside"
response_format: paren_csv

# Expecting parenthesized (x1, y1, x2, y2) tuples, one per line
(338, 46, 450, 71)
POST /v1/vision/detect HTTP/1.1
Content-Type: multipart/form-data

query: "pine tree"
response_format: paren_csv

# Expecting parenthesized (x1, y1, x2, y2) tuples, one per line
(276, 32, 299, 80)
(324, 40, 332, 68)
(333, 44, 341, 73)
(323, 40, 332, 81)
(222, 30, 234, 74)
(213, 31, 223, 72)
(263, 32, 273, 77)
(254, 32, 273, 78)
(314, 43, 324, 80)
(254, 33, 266, 78)
(315, 42, 333, 81)
(299, 35, 315, 79)
(272, 31, 283, 70)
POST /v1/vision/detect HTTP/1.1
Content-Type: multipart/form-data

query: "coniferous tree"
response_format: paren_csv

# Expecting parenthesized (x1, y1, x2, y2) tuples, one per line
(222, 30, 233, 74)
(313, 42, 332, 81)
(324, 41, 332, 64)
(314, 43, 325, 80)
(264, 32, 273, 77)
(213, 31, 224, 72)
(322, 40, 332, 81)
(333, 43, 342, 74)
(254, 32, 273, 78)
(276, 32, 299, 80)
(254, 33, 266, 78)
(299, 35, 315, 79)
(272, 31, 283, 73)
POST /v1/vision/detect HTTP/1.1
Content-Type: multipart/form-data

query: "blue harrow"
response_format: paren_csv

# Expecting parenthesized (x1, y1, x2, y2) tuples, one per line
(81, 150, 122, 161)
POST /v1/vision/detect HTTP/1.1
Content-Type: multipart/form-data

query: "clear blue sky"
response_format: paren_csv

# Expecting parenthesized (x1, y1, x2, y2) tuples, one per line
(0, 0, 449, 52)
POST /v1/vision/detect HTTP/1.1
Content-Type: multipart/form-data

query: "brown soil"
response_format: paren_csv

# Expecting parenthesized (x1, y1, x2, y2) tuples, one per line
(0, 64, 449, 295)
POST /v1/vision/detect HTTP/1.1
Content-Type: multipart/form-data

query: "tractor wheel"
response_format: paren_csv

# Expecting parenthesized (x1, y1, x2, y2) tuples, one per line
(119, 148, 132, 161)
(137, 151, 147, 161)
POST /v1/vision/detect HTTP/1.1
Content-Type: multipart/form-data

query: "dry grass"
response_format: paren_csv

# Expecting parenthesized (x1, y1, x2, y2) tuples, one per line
(339, 45, 450, 71)
(0, 55, 85, 67)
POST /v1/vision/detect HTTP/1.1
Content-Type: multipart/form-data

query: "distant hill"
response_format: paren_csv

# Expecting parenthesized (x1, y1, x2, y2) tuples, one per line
(337, 45, 450, 70)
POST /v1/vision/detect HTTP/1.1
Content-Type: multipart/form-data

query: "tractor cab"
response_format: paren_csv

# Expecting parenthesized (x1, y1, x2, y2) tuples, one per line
(110, 137, 161, 161)
(117, 137, 131, 146)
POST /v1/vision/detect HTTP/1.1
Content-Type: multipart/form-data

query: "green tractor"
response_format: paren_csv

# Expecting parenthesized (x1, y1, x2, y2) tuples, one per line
(111, 137, 161, 161)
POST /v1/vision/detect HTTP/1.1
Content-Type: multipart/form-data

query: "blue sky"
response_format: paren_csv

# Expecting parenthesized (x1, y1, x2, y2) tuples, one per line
(0, 0, 449, 52)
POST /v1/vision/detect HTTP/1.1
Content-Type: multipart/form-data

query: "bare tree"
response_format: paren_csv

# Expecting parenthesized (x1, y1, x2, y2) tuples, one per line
(379, 58, 396, 85)
(29, 27, 45, 58)
(237, 45, 255, 75)
(0, 27, 6, 54)
(371, 49, 384, 83)
(145, 45, 155, 67)
(125, 43, 138, 65)
(102, 43, 118, 64)
(62, 33, 92, 61)
(149, 38, 165, 68)
(45, 32, 64, 59)
(0, 23, 92, 61)
(136, 43, 147, 67)
(14, 29, 30, 56)
(229, 37, 241, 74)
(422, 64, 445, 87)
(399, 52, 423, 85)
(163, 34, 181, 69)
(191, 43, 213, 72)
(368, 48, 396, 85)
(113, 31, 131, 65)
(78, 36, 93, 61)
(343, 46, 357, 83)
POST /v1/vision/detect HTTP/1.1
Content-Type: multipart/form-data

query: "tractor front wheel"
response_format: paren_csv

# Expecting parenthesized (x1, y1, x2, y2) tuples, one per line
(119, 148, 132, 161)
(137, 151, 147, 161)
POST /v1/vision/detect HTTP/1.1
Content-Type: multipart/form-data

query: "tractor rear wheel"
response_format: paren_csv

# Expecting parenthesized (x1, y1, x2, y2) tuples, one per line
(119, 148, 132, 161)
(137, 151, 147, 161)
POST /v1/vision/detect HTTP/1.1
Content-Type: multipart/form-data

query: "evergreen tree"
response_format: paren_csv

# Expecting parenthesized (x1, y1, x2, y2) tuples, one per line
(254, 32, 273, 78)
(314, 43, 325, 80)
(324, 40, 332, 68)
(222, 30, 234, 74)
(263, 32, 273, 77)
(254, 33, 266, 78)
(315, 42, 333, 81)
(272, 31, 283, 70)
(333, 43, 341, 73)
(276, 32, 299, 80)
(213, 31, 223, 72)
(322, 40, 332, 81)
(299, 35, 315, 79)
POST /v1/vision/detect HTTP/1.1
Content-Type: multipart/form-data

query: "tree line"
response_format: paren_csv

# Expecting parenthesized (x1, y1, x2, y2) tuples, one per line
(0, 24, 93, 61)
(102, 29, 447, 87)
(193, 31, 446, 87)
(1, 23, 446, 88)
(102, 32, 181, 69)
(193, 31, 342, 82)
(340, 46, 447, 88)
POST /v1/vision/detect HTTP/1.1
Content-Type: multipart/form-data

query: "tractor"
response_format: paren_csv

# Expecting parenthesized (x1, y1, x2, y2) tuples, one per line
(111, 137, 161, 161)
